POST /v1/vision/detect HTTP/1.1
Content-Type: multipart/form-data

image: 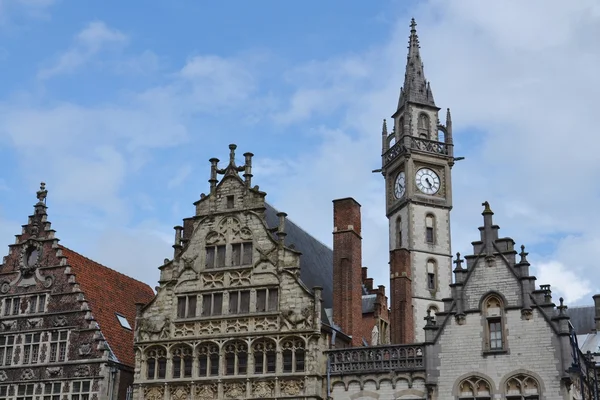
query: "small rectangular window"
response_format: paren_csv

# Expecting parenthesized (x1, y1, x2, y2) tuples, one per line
(216, 245, 226, 268)
(489, 319, 503, 349)
(202, 293, 223, 316)
(229, 290, 250, 314)
(0, 335, 15, 366)
(231, 243, 241, 266)
(12, 297, 20, 316)
(177, 296, 197, 318)
(428, 273, 436, 290)
(205, 247, 215, 269)
(256, 288, 278, 312)
(227, 195, 234, 209)
(242, 243, 253, 265)
(426, 227, 434, 243)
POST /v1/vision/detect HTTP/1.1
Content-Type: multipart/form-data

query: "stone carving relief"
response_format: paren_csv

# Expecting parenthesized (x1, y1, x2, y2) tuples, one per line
(254, 316, 279, 332)
(2, 321, 16, 331)
(27, 318, 42, 328)
(46, 367, 61, 377)
(53, 315, 67, 327)
(79, 343, 92, 356)
(74, 365, 90, 377)
(199, 321, 222, 335)
(0, 282, 9, 294)
(170, 385, 191, 400)
(224, 381, 246, 399)
(0, 370, 7, 382)
(195, 383, 217, 400)
(144, 386, 164, 400)
(252, 381, 274, 398)
(173, 323, 195, 338)
(205, 231, 225, 245)
(281, 306, 313, 330)
(281, 380, 304, 396)
(20, 369, 35, 380)
(226, 319, 249, 334)
(202, 272, 224, 289)
(19, 241, 43, 278)
(229, 270, 251, 286)
(136, 317, 171, 340)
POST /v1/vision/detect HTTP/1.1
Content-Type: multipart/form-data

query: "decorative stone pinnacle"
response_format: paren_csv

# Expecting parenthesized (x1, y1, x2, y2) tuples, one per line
(410, 18, 417, 32)
(424, 308, 434, 326)
(558, 297, 568, 316)
(382, 119, 388, 136)
(519, 245, 529, 264)
(36, 182, 48, 204)
(454, 252, 464, 270)
(228, 144, 237, 166)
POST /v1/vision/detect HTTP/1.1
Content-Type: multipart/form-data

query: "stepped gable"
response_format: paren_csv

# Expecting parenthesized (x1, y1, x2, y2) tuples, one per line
(264, 202, 333, 308)
(61, 246, 155, 366)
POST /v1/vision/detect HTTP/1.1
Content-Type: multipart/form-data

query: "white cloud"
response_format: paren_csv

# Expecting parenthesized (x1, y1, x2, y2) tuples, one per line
(0, 0, 56, 26)
(533, 261, 591, 304)
(37, 21, 128, 79)
(262, 0, 600, 307)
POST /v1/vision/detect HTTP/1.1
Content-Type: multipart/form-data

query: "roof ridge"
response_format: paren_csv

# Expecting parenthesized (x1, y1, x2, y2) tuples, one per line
(59, 245, 154, 291)
(265, 202, 332, 251)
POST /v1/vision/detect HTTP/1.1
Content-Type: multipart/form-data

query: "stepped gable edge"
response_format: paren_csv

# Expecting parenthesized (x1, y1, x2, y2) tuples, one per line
(60, 246, 155, 367)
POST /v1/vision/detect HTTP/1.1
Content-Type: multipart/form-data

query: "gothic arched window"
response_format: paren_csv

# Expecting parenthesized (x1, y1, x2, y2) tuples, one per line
(146, 347, 167, 380)
(505, 374, 539, 399)
(253, 339, 276, 374)
(171, 345, 193, 378)
(457, 376, 492, 399)
(282, 337, 305, 373)
(483, 294, 506, 352)
(418, 113, 430, 138)
(198, 342, 219, 377)
(224, 340, 248, 376)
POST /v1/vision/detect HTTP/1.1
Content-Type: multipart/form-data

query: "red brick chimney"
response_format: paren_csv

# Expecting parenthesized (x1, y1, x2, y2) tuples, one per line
(332, 197, 363, 347)
(390, 248, 414, 343)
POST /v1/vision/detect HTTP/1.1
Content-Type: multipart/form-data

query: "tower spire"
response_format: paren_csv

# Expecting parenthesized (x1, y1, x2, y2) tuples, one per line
(396, 18, 436, 111)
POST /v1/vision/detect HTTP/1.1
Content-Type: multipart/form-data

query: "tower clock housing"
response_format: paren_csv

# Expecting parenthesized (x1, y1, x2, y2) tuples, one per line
(383, 19, 455, 344)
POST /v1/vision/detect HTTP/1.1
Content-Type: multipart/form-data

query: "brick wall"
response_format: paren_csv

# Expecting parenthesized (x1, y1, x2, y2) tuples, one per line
(332, 198, 363, 347)
(390, 248, 414, 343)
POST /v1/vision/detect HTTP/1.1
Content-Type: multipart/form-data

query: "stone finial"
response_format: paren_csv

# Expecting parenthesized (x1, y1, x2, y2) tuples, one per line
(446, 108, 452, 125)
(208, 158, 219, 193)
(228, 144, 237, 166)
(519, 245, 529, 264)
(36, 182, 47, 204)
(424, 308, 435, 326)
(482, 201, 493, 214)
(557, 297, 568, 318)
(453, 252, 464, 270)
(276, 212, 287, 244)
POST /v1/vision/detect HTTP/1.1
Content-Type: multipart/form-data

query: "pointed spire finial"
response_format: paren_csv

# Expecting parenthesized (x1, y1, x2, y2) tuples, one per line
(36, 182, 47, 204)
(454, 252, 464, 270)
(446, 108, 452, 123)
(382, 119, 388, 136)
(228, 144, 237, 167)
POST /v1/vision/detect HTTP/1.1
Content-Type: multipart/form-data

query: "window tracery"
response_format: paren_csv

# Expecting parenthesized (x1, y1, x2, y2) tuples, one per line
(198, 342, 220, 377)
(282, 337, 305, 373)
(172, 346, 193, 379)
(253, 339, 276, 374)
(505, 374, 539, 399)
(457, 376, 491, 399)
(224, 340, 248, 376)
(146, 347, 167, 380)
(418, 113, 430, 138)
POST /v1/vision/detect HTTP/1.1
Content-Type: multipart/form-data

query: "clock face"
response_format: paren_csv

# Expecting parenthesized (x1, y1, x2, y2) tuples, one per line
(416, 168, 441, 195)
(394, 172, 406, 199)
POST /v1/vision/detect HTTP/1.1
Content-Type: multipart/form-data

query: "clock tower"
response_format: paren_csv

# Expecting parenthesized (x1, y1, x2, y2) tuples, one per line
(383, 19, 454, 343)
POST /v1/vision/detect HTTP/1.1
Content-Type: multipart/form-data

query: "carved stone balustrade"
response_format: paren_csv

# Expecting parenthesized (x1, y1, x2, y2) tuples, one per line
(327, 344, 425, 375)
(382, 136, 450, 167)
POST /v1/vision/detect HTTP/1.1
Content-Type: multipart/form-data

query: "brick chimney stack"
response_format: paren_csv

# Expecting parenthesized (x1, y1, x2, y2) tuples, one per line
(332, 198, 363, 347)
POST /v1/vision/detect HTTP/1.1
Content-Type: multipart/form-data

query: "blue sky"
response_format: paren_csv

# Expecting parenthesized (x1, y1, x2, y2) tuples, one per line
(1, 0, 599, 305)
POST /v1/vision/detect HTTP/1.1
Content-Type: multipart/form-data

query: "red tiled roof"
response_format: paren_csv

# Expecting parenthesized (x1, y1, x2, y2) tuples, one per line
(60, 246, 155, 367)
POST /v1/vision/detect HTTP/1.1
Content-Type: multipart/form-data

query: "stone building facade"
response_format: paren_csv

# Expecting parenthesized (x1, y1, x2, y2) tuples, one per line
(0, 184, 155, 400)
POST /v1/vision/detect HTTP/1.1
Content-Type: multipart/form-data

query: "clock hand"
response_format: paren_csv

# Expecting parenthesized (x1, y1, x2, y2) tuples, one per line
(425, 178, 432, 188)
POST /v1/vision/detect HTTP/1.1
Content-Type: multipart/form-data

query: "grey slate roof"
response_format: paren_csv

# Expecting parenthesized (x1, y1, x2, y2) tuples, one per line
(362, 294, 377, 314)
(264, 203, 334, 309)
(568, 305, 596, 334)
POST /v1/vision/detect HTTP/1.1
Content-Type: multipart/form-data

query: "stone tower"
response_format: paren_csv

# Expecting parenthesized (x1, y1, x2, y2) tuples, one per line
(382, 19, 455, 343)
